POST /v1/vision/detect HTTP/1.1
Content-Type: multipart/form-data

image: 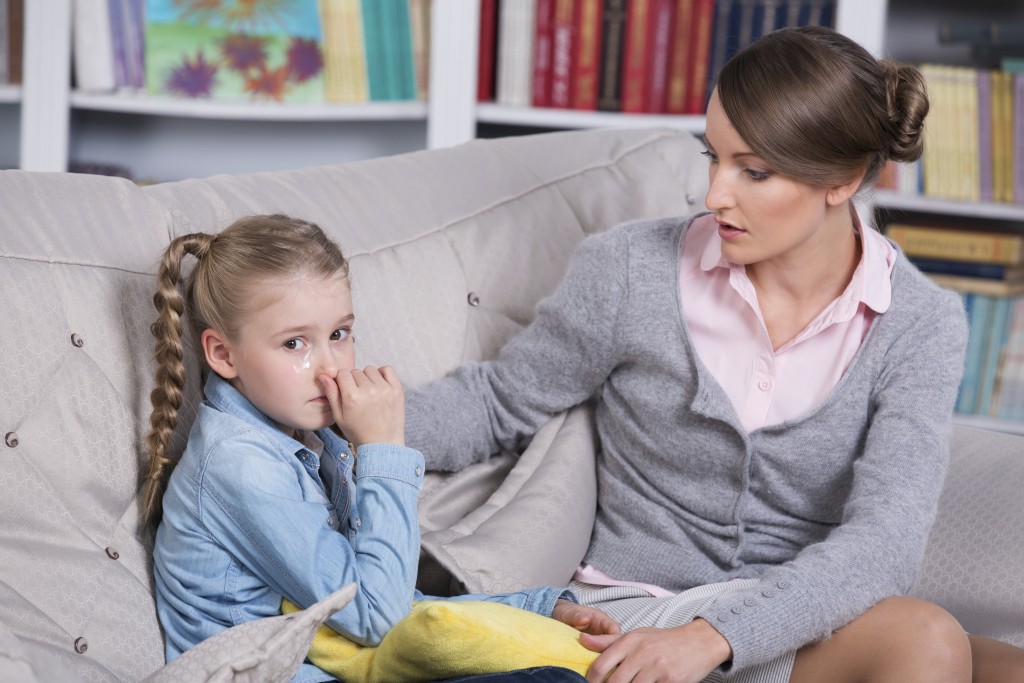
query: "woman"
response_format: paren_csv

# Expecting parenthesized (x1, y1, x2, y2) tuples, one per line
(407, 26, 1024, 683)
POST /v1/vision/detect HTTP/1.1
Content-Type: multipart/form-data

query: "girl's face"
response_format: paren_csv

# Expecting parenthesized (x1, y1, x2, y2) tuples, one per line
(702, 89, 852, 269)
(211, 272, 355, 437)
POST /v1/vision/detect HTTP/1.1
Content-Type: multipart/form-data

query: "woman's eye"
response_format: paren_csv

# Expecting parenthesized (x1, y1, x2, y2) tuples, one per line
(701, 150, 718, 164)
(330, 328, 350, 342)
(284, 339, 307, 351)
(746, 169, 771, 181)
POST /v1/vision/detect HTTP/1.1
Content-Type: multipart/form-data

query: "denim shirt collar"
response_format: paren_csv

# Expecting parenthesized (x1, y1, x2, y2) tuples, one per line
(201, 372, 344, 467)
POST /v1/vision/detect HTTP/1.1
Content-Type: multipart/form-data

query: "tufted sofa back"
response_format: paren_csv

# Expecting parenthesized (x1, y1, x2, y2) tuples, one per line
(0, 128, 707, 681)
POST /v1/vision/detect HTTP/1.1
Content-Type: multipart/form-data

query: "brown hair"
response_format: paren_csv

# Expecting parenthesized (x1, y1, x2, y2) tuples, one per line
(716, 25, 929, 189)
(140, 214, 348, 527)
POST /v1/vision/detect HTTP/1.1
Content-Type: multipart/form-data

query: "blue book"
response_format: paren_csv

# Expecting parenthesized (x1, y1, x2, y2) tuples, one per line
(977, 296, 1013, 416)
(957, 293, 992, 414)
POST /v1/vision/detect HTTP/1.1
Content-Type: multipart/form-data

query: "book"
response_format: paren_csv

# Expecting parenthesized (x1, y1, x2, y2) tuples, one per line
(664, 0, 695, 114)
(887, 224, 1024, 266)
(620, 0, 651, 113)
(320, 0, 369, 103)
(644, 0, 675, 113)
(409, 0, 430, 100)
(995, 297, 1024, 420)
(977, 294, 1014, 416)
(145, 0, 325, 102)
(911, 257, 1024, 282)
(550, 0, 576, 109)
(977, 69, 994, 203)
(958, 293, 992, 414)
(704, 0, 736, 110)
(386, 0, 418, 100)
(1015, 73, 1024, 203)
(496, 0, 536, 107)
(570, 0, 603, 110)
(73, 0, 117, 92)
(596, 0, 626, 111)
(684, 0, 715, 114)
(939, 21, 1024, 46)
(532, 0, 555, 106)
(477, 0, 498, 101)
(0, 0, 8, 84)
(927, 274, 1024, 298)
(6, 0, 20, 84)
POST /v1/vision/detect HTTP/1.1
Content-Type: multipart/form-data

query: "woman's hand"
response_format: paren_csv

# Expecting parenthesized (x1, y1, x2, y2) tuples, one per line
(552, 599, 621, 636)
(319, 365, 405, 447)
(581, 618, 732, 683)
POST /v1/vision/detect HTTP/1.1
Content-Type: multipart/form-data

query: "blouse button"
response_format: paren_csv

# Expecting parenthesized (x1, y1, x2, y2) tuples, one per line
(4, 432, 17, 448)
(758, 379, 771, 391)
(73, 637, 88, 654)
(467, 292, 481, 307)
(71, 333, 84, 347)
(105, 547, 120, 560)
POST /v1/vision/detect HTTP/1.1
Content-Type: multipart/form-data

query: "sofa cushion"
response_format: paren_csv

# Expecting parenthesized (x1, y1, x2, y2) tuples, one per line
(911, 426, 1024, 647)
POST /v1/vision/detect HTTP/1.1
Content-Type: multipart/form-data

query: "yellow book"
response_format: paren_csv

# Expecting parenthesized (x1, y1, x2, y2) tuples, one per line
(963, 66, 980, 202)
(921, 64, 941, 198)
(1001, 70, 1015, 203)
(320, 0, 344, 101)
(887, 224, 1024, 265)
(991, 70, 1005, 204)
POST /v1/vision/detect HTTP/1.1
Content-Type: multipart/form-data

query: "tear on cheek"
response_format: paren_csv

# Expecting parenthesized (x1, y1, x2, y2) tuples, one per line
(292, 347, 313, 374)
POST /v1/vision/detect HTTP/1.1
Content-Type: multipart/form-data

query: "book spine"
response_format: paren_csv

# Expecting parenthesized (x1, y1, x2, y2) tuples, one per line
(361, 0, 386, 100)
(703, 0, 734, 111)
(596, 0, 627, 111)
(107, 0, 129, 89)
(409, 0, 430, 100)
(74, 0, 116, 92)
(123, 0, 145, 90)
(978, 69, 994, 203)
(0, 0, 8, 84)
(571, 0, 603, 109)
(887, 225, 1024, 265)
(1016, 73, 1024, 204)
(532, 0, 555, 106)
(911, 258, 1019, 281)
(550, 0, 576, 108)
(6, 0, 20, 84)
(978, 295, 1013, 416)
(996, 297, 1024, 420)
(342, 0, 369, 102)
(478, 0, 498, 101)
(664, 0, 694, 114)
(319, 0, 342, 102)
(391, 0, 418, 100)
(645, 0, 674, 113)
(620, 0, 651, 113)
(958, 293, 991, 414)
(684, 0, 714, 113)
(939, 21, 1024, 45)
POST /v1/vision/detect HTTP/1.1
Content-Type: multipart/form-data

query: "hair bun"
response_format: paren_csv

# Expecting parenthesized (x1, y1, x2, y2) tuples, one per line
(882, 60, 929, 163)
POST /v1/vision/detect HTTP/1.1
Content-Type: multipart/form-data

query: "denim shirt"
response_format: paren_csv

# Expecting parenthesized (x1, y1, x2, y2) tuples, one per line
(154, 373, 571, 683)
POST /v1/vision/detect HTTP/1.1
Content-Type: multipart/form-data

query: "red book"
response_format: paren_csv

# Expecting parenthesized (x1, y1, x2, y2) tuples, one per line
(684, 0, 715, 114)
(532, 0, 557, 107)
(571, 0, 604, 109)
(645, 0, 675, 113)
(620, 0, 651, 113)
(550, 0, 577, 108)
(665, 0, 695, 113)
(477, 0, 498, 101)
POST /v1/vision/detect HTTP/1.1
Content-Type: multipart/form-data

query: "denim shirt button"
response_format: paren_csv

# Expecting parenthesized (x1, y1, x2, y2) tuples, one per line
(340, 452, 348, 460)
(353, 518, 362, 530)
(415, 466, 422, 477)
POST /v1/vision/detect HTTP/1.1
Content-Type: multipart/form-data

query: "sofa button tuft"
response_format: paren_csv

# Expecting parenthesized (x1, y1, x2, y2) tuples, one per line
(71, 333, 84, 348)
(685, 193, 696, 204)
(4, 432, 17, 448)
(74, 637, 88, 654)
(467, 292, 481, 307)
(105, 547, 120, 560)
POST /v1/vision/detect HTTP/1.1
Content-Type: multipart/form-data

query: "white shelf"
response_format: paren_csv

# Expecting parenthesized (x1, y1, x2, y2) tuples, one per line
(873, 191, 1024, 222)
(0, 85, 21, 104)
(69, 92, 428, 121)
(476, 103, 706, 133)
(954, 414, 1024, 436)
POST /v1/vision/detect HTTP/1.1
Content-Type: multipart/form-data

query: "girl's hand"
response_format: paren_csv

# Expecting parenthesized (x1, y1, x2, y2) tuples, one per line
(552, 599, 621, 636)
(319, 365, 405, 448)
(580, 618, 732, 683)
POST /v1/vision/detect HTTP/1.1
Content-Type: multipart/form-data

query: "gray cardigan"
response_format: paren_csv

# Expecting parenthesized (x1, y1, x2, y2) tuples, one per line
(406, 213, 969, 670)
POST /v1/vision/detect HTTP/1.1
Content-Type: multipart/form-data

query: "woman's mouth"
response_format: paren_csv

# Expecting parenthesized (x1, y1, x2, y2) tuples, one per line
(717, 221, 746, 240)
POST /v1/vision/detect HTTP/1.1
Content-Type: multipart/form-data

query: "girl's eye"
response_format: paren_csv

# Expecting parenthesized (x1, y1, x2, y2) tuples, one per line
(284, 339, 307, 351)
(330, 328, 350, 342)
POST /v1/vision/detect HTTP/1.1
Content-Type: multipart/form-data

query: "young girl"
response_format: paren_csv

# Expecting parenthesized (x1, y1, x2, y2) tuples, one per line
(140, 214, 615, 683)
(405, 27, 1024, 683)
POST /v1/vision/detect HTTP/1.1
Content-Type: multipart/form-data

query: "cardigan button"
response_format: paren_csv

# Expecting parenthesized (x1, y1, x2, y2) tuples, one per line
(4, 432, 17, 448)
(467, 292, 481, 307)
(71, 333, 84, 347)
(74, 637, 88, 654)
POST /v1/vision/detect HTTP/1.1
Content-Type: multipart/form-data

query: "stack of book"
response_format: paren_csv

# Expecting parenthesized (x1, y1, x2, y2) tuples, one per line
(0, 0, 23, 87)
(885, 222, 1024, 422)
(72, 0, 430, 104)
(478, 0, 837, 113)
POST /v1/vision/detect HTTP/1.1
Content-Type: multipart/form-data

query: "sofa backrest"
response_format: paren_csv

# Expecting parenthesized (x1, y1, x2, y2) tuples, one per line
(0, 128, 708, 681)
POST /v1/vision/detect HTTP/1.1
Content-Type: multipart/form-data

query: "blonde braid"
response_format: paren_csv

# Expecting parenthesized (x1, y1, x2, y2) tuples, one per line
(141, 233, 214, 527)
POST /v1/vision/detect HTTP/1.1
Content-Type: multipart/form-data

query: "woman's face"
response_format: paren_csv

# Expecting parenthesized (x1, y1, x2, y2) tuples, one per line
(702, 89, 847, 269)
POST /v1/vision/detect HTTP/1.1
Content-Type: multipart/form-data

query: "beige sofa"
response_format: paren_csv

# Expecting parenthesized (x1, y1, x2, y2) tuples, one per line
(1, 128, 1022, 682)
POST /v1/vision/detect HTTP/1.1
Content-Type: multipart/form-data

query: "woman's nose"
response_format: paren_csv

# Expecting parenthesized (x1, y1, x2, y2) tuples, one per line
(704, 170, 732, 211)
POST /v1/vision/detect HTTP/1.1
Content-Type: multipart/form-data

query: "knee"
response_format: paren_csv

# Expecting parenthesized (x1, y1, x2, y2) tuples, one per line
(872, 597, 972, 675)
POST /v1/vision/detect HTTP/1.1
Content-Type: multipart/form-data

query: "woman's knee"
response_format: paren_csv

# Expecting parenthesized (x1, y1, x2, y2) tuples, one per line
(866, 597, 972, 674)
